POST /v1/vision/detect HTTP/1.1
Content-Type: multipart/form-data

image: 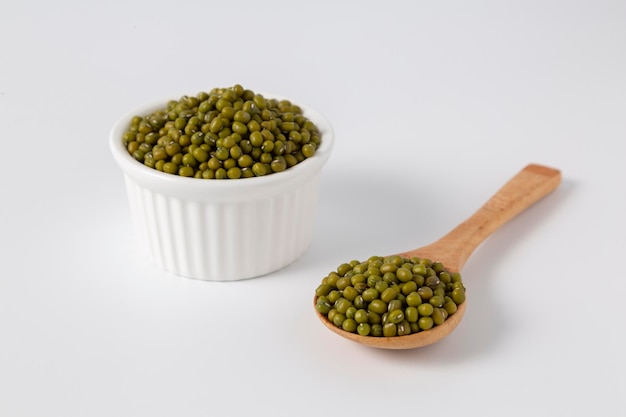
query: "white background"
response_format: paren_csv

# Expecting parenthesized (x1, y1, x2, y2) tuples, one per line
(1, 0, 625, 416)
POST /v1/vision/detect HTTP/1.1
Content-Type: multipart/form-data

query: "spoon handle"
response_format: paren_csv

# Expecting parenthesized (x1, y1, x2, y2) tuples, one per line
(404, 164, 561, 271)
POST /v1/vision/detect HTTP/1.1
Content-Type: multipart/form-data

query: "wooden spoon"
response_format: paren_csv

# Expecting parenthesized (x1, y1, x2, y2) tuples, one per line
(314, 164, 562, 349)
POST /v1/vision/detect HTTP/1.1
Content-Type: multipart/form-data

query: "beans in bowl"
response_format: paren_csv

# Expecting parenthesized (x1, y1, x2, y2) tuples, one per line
(122, 84, 322, 179)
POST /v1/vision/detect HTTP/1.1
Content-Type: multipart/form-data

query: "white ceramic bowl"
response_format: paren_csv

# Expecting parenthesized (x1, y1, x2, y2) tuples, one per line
(110, 94, 334, 281)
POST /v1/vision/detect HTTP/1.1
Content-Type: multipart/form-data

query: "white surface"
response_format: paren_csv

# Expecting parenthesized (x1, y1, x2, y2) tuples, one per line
(1, 1, 624, 416)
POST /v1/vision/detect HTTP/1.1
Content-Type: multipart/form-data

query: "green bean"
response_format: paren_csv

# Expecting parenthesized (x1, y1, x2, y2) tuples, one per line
(357, 323, 371, 336)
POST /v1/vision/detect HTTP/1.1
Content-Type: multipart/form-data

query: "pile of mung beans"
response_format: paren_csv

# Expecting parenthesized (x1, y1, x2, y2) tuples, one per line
(122, 84, 322, 179)
(315, 255, 466, 337)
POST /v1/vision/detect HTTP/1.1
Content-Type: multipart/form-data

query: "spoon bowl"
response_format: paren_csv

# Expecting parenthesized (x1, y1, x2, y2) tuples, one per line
(314, 164, 561, 349)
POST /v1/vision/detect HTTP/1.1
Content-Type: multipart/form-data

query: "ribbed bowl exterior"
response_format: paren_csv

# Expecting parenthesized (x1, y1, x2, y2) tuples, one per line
(123, 172, 320, 281)
(110, 93, 334, 281)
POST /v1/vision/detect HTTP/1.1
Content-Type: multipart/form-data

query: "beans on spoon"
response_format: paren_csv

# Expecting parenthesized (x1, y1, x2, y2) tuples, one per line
(314, 164, 562, 349)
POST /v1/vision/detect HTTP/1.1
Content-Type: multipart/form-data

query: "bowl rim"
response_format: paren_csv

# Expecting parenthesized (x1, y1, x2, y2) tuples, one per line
(109, 92, 335, 200)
